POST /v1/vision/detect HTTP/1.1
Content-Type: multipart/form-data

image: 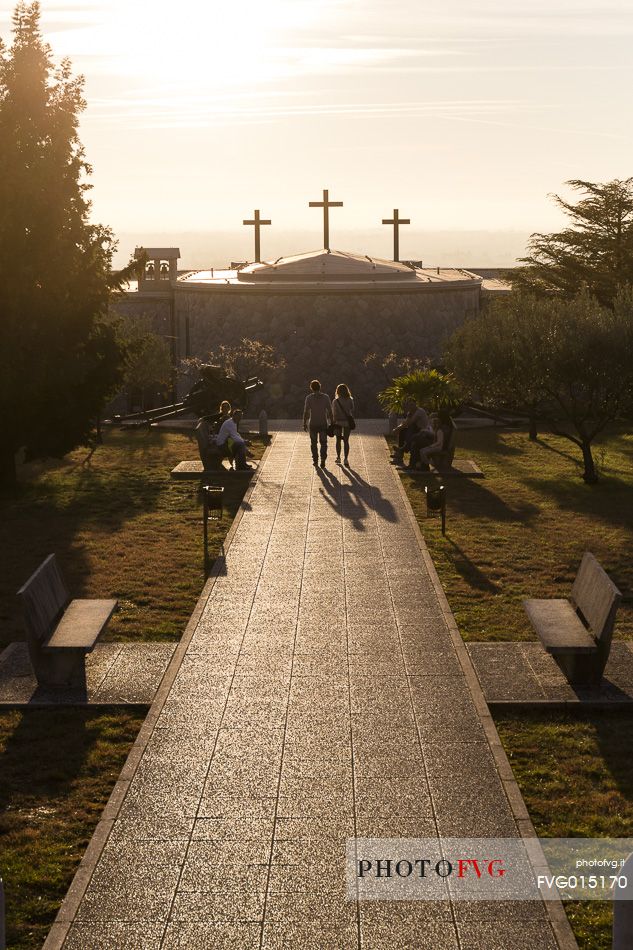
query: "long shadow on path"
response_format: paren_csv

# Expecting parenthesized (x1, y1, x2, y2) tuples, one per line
(316, 466, 397, 531)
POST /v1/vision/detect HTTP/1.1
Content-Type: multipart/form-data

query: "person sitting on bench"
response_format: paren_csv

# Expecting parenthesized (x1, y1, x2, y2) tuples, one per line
(392, 398, 433, 466)
(216, 409, 253, 471)
(414, 409, 453, 471)
(405, 420, 436, 470)
(215, 400, 232, 432)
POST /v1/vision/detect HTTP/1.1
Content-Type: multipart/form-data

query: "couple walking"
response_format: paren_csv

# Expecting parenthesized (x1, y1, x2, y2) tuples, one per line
(303, 379, 355, 468)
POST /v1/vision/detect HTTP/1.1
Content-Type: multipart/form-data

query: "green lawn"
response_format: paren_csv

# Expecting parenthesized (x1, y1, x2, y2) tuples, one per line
(0, 426, 266, 648)
(496, 710, 633, 950)
(397, 425, 632, 642)
(0, 707, 146, 950)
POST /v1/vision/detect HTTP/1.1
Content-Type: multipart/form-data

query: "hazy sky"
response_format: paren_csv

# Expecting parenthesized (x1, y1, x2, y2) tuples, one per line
(2, 0, 632, 265)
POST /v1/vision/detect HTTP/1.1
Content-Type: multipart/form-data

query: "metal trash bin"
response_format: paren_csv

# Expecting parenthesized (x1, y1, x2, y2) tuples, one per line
(425, 484, 446, 536)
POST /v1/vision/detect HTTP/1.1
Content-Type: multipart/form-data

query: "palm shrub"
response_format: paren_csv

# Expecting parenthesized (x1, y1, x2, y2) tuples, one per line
(378, 368, 462, 415)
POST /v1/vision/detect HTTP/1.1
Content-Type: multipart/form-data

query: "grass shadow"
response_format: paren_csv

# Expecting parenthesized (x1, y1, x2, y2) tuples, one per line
(0, 706, 145, 949)
(0, 709, 92, 810)
(469, 429, 525, 456)
(445, 537, 501, 594)
(496, 707, 633, 828)
(494, 708, 633, 949)
(0, 429, 267, 649)
(523, 473, 633, 531)
(534, 437, 581, 466)
(405, 473, 541, 525)
(614, 434, 633, 460)
(591, 710, 633, 801)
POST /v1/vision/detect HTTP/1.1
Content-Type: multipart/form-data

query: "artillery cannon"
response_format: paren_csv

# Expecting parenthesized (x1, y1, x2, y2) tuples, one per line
(114, 365, 263, 428)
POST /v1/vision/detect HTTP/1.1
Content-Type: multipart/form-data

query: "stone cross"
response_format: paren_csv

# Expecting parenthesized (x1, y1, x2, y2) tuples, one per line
(243, 209, 271, 263)
(382, 208, 411, 262)
(309, 189, 343, 251)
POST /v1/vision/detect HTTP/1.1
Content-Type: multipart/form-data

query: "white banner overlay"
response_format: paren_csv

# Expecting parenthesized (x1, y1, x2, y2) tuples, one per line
(346, 838, 633, 901)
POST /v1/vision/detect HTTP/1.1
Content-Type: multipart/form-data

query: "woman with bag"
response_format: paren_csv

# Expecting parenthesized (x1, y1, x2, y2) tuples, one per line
(332, 383, 355, 466)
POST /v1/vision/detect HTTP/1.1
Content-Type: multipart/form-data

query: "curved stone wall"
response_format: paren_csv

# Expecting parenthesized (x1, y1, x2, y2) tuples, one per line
(176, 286, 478, 416)
(112, 283, 479, 417)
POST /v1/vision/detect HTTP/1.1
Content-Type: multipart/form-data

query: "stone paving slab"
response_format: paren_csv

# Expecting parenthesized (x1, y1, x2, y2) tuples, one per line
(46, 426, 574, 950)
(0, 643, 175, 705)
(171, 460, 259, 479)
(468, 641, 633, 706)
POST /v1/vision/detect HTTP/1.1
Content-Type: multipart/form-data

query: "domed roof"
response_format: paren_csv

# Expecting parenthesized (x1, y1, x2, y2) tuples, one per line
(238, 248, 418, 283)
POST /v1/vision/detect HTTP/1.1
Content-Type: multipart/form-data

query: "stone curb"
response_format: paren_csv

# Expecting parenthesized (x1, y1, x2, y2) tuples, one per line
(487, 699, 633, 711)
(41, 436, 276, 950)
(386, 443, 579, 950)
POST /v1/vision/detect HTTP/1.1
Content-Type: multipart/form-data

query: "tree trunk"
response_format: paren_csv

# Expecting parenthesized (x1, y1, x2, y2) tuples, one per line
(0, 447, 17, 489)
(581, 440, 598, 484)
(528, 414, 538, 441)
(95, 415, 103, 445)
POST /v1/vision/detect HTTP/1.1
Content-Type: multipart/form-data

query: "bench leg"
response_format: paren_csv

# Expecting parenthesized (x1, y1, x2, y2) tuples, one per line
(201, 448, 229, 472)
(205, 457, 226, 472)
(553, 653, 603, 686)
(30, 648, 88, 689)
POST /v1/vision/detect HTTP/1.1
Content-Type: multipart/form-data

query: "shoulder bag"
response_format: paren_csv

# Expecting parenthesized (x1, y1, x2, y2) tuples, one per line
(336, 397, 356, 430)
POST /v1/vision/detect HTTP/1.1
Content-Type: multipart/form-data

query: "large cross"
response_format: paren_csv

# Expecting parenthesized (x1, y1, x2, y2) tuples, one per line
(309, 189, 343, 251)
(382, 208, 411, 262)
(243, 209, 271, 263)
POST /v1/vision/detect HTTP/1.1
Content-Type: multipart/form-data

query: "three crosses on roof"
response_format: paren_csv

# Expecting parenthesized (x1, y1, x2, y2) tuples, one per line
(242, 189, 410, 264)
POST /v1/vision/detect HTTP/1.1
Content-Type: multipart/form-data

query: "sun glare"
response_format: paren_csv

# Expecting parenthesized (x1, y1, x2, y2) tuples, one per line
(47, 0, 326, 88)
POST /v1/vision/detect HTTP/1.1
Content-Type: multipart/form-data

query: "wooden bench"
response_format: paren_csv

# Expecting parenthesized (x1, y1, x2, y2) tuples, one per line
(411, 419, 456, 472)
(524, 552, 621, 685)
(17, 555, 117, 688)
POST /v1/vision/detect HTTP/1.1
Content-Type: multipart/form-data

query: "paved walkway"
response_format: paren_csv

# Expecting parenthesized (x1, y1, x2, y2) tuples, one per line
(50, 428, 569, 949)
(468, 641, 633, 706)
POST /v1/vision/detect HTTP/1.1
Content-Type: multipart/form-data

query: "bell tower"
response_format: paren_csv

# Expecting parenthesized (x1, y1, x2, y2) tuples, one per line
(135, 247, 180, 292)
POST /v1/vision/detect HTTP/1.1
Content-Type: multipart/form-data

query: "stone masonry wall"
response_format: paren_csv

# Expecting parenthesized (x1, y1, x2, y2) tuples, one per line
(113, 294, 173, 339)
(177, 287, 478, 416)
(112, 286, 478, 417)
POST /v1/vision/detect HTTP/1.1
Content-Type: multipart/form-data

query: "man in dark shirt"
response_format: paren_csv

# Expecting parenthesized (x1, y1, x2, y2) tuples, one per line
(303, 379, 333, 467)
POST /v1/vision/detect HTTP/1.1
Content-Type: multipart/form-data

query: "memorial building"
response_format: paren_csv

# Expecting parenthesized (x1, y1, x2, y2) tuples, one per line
(112, 191, 509, 414)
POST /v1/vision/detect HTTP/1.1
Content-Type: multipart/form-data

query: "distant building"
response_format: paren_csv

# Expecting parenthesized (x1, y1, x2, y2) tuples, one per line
(113, 246, 511, 415)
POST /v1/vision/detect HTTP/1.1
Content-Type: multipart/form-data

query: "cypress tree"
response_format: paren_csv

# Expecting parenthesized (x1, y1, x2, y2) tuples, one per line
(512, 178, 633, 307)
(0, 2, 127, 485)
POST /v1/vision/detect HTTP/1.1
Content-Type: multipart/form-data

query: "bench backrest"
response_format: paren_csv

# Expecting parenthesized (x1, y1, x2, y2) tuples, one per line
(17, 554, 69, 647)
(442, 421, 456, 464)
(572, 552, 621, 658)
(433, 420, 455, 466)
(195, 419, 209, 451)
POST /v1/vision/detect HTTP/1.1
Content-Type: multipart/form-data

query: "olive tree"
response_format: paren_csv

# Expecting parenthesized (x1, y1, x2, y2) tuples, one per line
(446, 290, 633, 482)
